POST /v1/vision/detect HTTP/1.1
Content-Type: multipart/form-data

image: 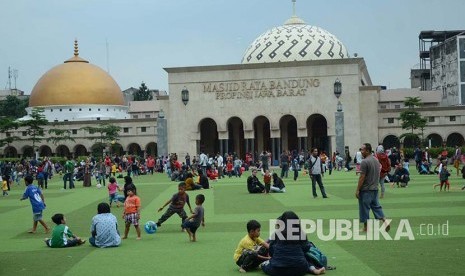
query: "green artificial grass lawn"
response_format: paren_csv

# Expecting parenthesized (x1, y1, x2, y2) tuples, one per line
(1, 167, 464, 276)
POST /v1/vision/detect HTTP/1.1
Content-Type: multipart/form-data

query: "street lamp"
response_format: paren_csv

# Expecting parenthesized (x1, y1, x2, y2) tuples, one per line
(334, 79, 342, 99)
(181, 87, 189, 105)
(334, 78, 345, 159)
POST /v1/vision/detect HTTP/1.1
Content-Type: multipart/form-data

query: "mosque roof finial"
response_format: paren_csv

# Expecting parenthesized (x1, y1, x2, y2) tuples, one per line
(285, 0, 305, 25)
(74, 39, 79, 56)
(292, 0, 296, 17)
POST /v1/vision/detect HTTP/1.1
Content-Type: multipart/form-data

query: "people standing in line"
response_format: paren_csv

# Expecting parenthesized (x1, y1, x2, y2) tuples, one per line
(216, 153, 224, 179)
(354, 148, 363, 175)
(280, 150, 289, 178)
(453, 145, 462, 176)
(291, 155, 299, 181)
(355, 143, 390, 232)
(63, 156, 75, 189)
(199, 151, 208, 176)
(308, 148, 328, 199)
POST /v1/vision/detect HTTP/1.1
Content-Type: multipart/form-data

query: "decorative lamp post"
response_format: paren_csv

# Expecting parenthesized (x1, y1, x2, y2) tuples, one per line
(181, 87, 189, 105)
(334, 79, 345, 158)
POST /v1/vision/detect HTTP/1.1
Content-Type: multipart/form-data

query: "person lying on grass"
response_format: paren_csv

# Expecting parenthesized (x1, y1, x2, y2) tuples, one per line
(45, 213, 86, 248)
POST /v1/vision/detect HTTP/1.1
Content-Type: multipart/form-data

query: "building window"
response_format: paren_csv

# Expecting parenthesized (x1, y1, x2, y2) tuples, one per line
(69, 108, 72, 111)
(97, 117, 100, 121)
(145, 114, 151, 118)
(59, 109, 62, 112)
(133, 115, 138, 119)
(141, 127, 146, 132)
(89, 108, 92, 111)
(79, 108, 82, 111)
(460, 38, 465, 59)
(394, 105, 401, 109)
(6, 133, 10, 137)
(64, 119, 68, 122)
(428, 116, 435, 122)
(380, 105, 386, 109)
(450, 116, 456, 122)
(461, 61, 465, 82)
(22, 131, 27, 136)
(72, 129, 77, 134)
(107, 109, 109, 111)
(387, 118, 394, 124)
(51, 109, 53, 112)
(123, 127, 129, 133)
(98, 108, 101, 111)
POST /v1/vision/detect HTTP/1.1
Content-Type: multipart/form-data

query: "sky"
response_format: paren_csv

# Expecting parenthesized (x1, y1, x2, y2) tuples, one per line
(0, 0, 464, 94)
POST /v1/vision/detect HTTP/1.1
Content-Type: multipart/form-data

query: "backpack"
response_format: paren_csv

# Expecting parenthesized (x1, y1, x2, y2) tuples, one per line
(305, 242, 328, 268)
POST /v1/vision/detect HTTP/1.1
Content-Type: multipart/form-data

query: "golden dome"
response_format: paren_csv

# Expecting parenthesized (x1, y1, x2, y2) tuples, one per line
(29, 41, 124, 107)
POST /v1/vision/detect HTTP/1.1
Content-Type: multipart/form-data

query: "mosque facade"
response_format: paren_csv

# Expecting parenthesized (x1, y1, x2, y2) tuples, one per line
(1, 8, 464, 161)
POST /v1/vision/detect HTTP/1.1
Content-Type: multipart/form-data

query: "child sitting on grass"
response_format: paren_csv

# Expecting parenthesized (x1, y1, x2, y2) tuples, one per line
(233, 220, 270, 273)
(182, 194, 205, 242)
(263, 170, 272, 194)
(45, 213, 86, 248)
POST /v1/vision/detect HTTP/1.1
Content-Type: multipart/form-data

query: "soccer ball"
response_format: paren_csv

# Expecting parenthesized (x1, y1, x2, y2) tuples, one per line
(96, 184, 102, 189)
(144, 221, 158, 234)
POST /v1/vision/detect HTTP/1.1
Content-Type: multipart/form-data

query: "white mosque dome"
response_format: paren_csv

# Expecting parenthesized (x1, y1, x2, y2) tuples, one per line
(241, 15, 349, 64)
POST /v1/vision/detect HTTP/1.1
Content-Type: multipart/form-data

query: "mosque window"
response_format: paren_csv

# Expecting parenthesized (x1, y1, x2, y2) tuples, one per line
(460, 61, 465, 82)
(107, 109, 109, 111)
(89, 108, 92, 111)
(64, 120, 68, 122)
(123, 128, 129, 133)
(380, 105, 386, 109)
(145, 115, 151, 118)
(98, 108, 101, 111)
(394, 105, 401, 109)
(141, 127, 147, 132)
(387, 118, 394, 124)
(6, 133, 10, 137)
(133, 115, 138, 119)
(97, 117, 100, 121)
(79, 108, 82, 111)
(69, 108, 72, 111)
(450, 116, 456, 122)
(72, 129, 77, 134)
(51, 109, 53, 112)
(460, 38, 465, 59)
(428, 117, 435, 122)
(59, 109, 62, 112)
(22, 131, 26, 136)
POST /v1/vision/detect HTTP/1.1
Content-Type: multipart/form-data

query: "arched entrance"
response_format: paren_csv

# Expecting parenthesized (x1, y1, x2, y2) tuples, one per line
(426, 133, 443, 147)
(253, 116, 271, 154)
(112, 143, 124, 156)
(382, 135, 400, 149)
(91, 143, 105, 158)
(22, 146, 34, 158)
(227, 117, 244, 157)
(199, 118, 219, 156)
(307, 114, 328, 152)
(127, 143, 142, 156)
(56, 145, 70, 157)
(403, 136, 420, 148)
(279, 115, 298, 152)
(74, 144, 88, 157)
(39, 145, 52, 157)
(146, 142, 157, 157)
(446, 132, 464, 147)
(4, 146, 17, 158)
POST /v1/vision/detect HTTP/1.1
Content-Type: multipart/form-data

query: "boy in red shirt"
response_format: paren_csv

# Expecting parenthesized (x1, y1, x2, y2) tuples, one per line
(122, 188, 141, 240)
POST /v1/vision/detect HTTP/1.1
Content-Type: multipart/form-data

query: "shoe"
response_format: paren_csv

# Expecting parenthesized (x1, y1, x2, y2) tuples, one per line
(323, 196, 328, 198)
(156, 222, 161, 227)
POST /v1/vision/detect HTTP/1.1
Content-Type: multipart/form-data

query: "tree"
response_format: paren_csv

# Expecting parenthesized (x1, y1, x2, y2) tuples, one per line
(47, 128, 76, 145)
(0, 117, 20, 147)
(133, 82, 153, 101)
(20, 108, 48, 153)
(81, 123, 121, 157)
(0, 95, 29, 119)
(398, 97, 427, 146)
